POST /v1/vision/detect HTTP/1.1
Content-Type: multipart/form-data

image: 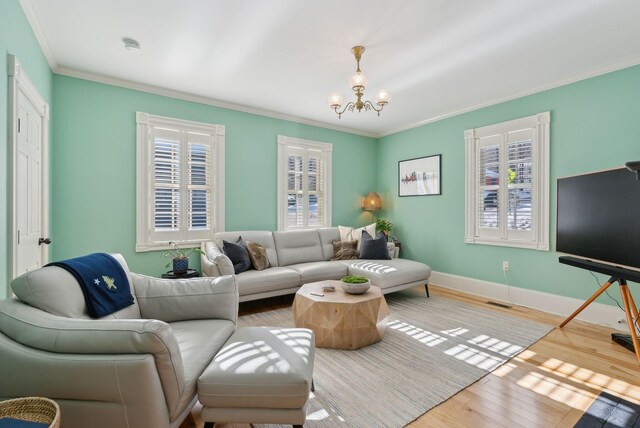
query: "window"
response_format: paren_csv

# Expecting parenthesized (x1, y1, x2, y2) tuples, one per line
(136, 112, 225, 251)
(464, 112, 550, 250)
(277, 135, 332, 230)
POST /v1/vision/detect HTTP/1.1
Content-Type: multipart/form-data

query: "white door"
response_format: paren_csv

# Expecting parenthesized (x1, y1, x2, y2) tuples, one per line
(16, 97, 45, 273)
(9, 56, 50, 284)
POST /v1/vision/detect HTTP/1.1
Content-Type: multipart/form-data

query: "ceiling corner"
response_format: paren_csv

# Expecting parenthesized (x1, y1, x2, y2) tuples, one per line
(19, 0, 59, 71)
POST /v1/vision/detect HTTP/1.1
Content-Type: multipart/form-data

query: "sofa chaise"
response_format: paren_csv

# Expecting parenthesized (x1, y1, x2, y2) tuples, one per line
(0, 254, 239, 428)
(201, 227, 432, 302)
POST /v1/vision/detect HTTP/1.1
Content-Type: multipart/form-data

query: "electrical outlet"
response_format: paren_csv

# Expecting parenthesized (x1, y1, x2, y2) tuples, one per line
(502, 261, 510, 272)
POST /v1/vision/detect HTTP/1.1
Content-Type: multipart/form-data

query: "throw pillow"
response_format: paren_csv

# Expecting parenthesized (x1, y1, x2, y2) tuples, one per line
(359, 231, 391, 260)
(222, 237, 252, 274)
(246, 241, 271, 271)
(330, 240, 359, 260)
(338, 223, 376, 250)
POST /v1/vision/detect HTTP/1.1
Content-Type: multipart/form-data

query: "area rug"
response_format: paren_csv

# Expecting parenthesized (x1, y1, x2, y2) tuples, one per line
(239, 292, 553, 428)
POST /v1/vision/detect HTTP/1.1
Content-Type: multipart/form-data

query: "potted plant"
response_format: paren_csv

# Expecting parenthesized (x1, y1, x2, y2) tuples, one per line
(340, 275, 371, 295)
(375, 218, 393, 240)
(164, 241, 205, 274)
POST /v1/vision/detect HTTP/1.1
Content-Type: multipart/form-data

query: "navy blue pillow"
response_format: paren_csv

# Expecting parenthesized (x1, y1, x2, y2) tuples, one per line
(223, 236, 252, 274)
(359, 231, 391, 260)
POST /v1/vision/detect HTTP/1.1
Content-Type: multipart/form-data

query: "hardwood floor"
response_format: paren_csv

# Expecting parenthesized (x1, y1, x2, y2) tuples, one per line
(182, 284, 640, 428)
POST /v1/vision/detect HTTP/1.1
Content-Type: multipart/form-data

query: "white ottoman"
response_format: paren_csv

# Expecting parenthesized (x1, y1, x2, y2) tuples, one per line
(198, 326, 315, 428)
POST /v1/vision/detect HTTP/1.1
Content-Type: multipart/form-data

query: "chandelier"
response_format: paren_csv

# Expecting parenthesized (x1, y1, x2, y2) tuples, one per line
(328, 46, 390, 119)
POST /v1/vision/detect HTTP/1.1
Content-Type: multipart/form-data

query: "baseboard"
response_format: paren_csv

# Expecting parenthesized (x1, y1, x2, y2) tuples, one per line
(430, 271, 628, 332)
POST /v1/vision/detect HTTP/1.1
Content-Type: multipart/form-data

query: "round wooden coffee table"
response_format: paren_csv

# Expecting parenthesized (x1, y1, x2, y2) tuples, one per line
(292, 280, 390, 350)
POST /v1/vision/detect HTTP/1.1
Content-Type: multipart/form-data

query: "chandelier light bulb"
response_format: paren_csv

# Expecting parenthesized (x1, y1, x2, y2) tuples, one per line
(328, 92, 344, 108)
(375, 89, 391, 105)
(349, 71, 368, 89)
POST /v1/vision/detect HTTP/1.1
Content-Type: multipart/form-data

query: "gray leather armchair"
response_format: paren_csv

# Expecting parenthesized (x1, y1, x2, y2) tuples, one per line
(0, 254, 239, 428)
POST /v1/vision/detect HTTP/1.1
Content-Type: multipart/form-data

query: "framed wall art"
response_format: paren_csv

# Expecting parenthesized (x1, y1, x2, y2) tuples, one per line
(398, 154, 441, 196)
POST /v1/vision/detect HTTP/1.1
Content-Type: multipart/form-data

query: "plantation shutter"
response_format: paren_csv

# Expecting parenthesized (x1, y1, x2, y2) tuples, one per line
(465, 112, 549, 250)
(287, 148, 304, 229)
(471, 127, 537, 243)
(187, 132, 213, 234)
(476, 134, 501, 239)
(152, 128, 181, 238)
(150, 127, 214, 242)
(307, 150, 324, 228)
(505, 128, 534, 241)
(285, 146, 326, 229)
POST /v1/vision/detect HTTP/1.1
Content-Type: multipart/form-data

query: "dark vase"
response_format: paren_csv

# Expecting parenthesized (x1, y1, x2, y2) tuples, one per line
(172, 257, 188, 274)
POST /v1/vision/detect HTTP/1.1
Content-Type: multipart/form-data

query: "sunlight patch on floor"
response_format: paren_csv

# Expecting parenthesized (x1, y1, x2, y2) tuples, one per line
(388, 320, 448, 347)
(491, 361, 518, 377)
(445, 344, 507, 371)
(530, 357, 640, 404)
(468, 334, 523, 357)
(441, 327, 469, 337)
(516, 370, 597, 411)
(306, 408, 329, 421)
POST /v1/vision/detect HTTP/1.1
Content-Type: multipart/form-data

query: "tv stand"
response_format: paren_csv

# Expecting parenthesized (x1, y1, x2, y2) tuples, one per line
(559, 256, 640, 367)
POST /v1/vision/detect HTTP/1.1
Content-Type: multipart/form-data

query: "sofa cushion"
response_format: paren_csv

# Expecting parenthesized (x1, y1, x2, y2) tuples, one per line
(331, 240, 359, 260)
(340, 258, 431, 289)
(339, 224, 376, 250)
(273, 230, 324, 266)
(215, 231, 279, 267)
(223, 238, 251, 274)
(246, 241, 271, 271)
(198, 326, 314, 409)
(359, 231, 391, 260)
(236, 267, 300, 297)
(317, 227, 340, 260)
(170, 319, 236, 417)
(10, 253, 141, 320)
(131, 274, 238, 324)
(286, 261, 348, 283)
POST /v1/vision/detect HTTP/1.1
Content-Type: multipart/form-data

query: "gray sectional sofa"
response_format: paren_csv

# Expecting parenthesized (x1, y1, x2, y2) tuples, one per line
(201, 227, 431, 302)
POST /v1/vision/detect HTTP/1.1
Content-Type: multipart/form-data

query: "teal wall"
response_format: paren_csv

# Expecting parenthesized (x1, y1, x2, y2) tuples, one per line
(0, 0, 53, 296)
(51, 75, 377, 276)
(377, 65, 640, 304)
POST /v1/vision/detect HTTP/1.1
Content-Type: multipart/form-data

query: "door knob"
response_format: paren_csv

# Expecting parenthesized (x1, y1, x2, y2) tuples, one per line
(38, 237, 52, 245)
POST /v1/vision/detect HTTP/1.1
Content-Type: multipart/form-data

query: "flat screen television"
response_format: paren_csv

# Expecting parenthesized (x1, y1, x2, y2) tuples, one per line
(556, 167, 640, 270)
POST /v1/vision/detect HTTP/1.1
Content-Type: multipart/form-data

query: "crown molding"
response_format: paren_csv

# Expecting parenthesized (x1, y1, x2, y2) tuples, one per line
(378, 56, 640, 138)
(19, 0, 58, 70)
(54, 66, 378, 138)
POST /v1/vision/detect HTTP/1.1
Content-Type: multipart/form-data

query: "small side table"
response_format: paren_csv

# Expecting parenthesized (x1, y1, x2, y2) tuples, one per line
(162, 269, 200, 279)
(392, 241, 401, 258)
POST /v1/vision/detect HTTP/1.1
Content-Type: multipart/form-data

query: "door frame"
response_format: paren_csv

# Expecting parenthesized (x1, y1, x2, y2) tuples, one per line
(7, 55, 50, 295)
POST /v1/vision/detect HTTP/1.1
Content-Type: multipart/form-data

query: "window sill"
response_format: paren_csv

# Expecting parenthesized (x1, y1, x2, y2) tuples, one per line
(136, 241, 205, 253)
(464, 237, 549, 251)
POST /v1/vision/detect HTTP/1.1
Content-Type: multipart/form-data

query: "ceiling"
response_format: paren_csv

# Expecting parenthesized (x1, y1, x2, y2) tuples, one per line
(22, 0, 640, 137)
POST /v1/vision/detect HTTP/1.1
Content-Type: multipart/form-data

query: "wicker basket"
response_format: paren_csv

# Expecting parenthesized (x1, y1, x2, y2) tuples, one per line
(0, 397, 60, 428)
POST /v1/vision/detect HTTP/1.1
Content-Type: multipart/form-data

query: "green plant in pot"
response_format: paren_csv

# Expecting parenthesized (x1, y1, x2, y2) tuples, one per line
(375, 218, 393, 240)
(164, 241, 205, 274)
(340, 275, 371, 294)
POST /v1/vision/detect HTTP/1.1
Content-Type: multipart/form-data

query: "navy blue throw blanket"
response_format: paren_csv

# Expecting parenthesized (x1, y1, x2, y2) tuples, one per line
(47, 253, 135, 318)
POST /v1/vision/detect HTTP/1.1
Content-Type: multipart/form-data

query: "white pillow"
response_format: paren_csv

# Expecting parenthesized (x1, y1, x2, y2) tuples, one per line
(338, 223, 376, 250)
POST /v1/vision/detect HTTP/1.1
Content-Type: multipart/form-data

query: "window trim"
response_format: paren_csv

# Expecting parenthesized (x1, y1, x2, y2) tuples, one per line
(136, 112, 225, 252)
(277, 135, 332, 231)
(464, 111, 550, 251)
